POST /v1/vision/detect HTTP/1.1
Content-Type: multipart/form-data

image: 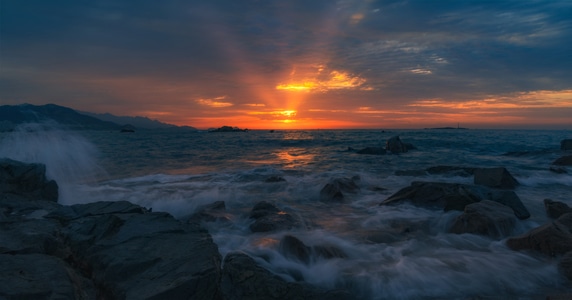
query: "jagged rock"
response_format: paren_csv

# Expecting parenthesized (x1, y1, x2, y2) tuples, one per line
(385, 136, 409, 153)
(473, 167, 519, 189)
(356, 147, 386, 155)
(544, 199, 572, 219)
(0, 158, 58, 202)
(221, 252, 353, 300)
(249, 201, 298, 232)
(558, 251, 572, 281)
(278, 235, 348, 265)
(553, 155, 572, 166)
(188, 201, 229, 223)
(562, 139, 572, 151)
(449, 200, 517, 238)
(506, 213, 572, 256)
(381, 181, 530, 219)
(319, 177, 360, 203)
(0, 253, 96, 299)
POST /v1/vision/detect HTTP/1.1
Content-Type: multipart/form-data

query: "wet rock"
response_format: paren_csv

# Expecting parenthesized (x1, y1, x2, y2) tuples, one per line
(544, 199, 572, 219)
(221, 252, 353, 300)
(0, 253, 96, 300)
(356, 147, 386, 155)
(319, 177, 360, 203)
(381, 181, 530, 219)
(562, 139, 572, 151)
(188, 200, 229, 223)
(506, 213, 572, 256)
(426, 165, 476, 177)
(449, 200, 517, 238)
(385, 136, 409, 153)
(553, 155, 572, 166)
(473, 167, 519, 189)
(279, 235, 348, 265)
(249, 201, 298, 232)
(0, 158, 58, 202)
(558, 251, 572, 281)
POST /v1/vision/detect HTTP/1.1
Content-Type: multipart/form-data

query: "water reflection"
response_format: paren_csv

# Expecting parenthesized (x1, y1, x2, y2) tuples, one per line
(275, 148, 316, 168)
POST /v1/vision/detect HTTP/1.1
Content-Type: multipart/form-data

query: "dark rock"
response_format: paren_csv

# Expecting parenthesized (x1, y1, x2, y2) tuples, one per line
(506, 213, 572, 256)
(0, 218, 63, 255)
(0, 253, 96, 299)
(280, 235, 311, 264)
(319, 177, 360, 203)
(550, 166, 568, 174)
(265, 176, 286, 183)
(356, 147, 386, 155)
(426, 165, 476, 177)
(449, 200, 517, 238)
(221, 252, 353, 300)
(313, 245, 348, 260)
(249, 201, 298, 233)
(544, 199, 572, 219)
(381, 181, 530, 219)
(385, 136, 409, 153)
(562, 139, 572, 151)
(473, 167, 519, 189)
(0, 158, 58, 202)
(558, 251, 572, 281)
(553, 155, 572, 166)
(188, 201, 229, 223)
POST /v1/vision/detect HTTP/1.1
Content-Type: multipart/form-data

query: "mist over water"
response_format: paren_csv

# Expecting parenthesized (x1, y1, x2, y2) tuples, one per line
(1, 124, 571, 298)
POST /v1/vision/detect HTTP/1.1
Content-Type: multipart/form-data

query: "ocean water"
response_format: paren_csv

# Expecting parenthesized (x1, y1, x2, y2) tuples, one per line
(1, 123, 571, 299)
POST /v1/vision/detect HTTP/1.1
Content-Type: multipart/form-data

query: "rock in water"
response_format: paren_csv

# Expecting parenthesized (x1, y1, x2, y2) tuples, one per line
(473, 167, 519, 189)
(544, 199, 572, 219)
(249, 201, 298, 232)
(319, 177, 360, 203)
(562, 139, 572, 151)
(506, 213, 572, 256)
(356, 147, 386, 155)
(385, 136, 408, 153)
(449, 200, 517, 238)
(558, 252, 572, 281)
(553, 155, 572, 166)
(0, 158, 58, 202)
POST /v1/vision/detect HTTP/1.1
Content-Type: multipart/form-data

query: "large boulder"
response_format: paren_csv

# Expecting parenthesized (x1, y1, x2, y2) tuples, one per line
(279, 235, 347, 265)
(449, 200, 517, 238)
(544, 199, 572, 219)
(473, 167, 519, 189)
(221, 252, 353, 300)
(506, 213, 572, 256)
(381, 181, 530, 219)
(553, 155, 572, 166)
(0, 158, 58, 202)
(385, 136, 409, 153)
(319, 177, 360, 203)
(249, 201, 299, 232)
(562, 139, 572, 151)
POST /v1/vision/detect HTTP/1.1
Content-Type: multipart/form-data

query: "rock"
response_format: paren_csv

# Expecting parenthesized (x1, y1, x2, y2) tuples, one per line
(558, 251, 572, 281)
(473, 167, 519, 189)
(562, 139, 572, 151)
(0, 253, 96, 299)
(356, 147, 386, 155)
(278, 235, 348, 265)
(385, 136, 409, 153)
(426, 165, 476, 177)
(550, 166, 568, 174)
(188, 201, 229, 223)
(221, 252, 353, 300)
(319, 177, 360, 203)
(449, 200, 517, 238)
(553, 155, 572, 166)
(395, 170, 427, 176)
(506, 213, 572, 256)
(545, 199, 572, 219)
(0, 158, 58, 202)
(265, 176, 286, 183)
(249, 201, 298, 232)
(381, 181, 530, 219)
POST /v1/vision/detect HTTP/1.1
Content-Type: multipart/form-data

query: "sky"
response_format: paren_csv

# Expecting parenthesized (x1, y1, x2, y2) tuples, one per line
(1, 0, 572, 129)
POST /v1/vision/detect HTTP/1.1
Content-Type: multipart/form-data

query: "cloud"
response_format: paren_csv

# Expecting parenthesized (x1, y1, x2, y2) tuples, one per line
(276, 68, 371, 92)
(196, 96, 233, 108)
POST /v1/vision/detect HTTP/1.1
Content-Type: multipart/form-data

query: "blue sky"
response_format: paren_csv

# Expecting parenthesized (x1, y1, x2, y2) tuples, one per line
(1, 0, 571, 129)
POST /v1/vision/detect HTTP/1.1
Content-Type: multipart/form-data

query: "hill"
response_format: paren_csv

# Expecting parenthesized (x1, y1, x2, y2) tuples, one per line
(82, 112, 190, 130)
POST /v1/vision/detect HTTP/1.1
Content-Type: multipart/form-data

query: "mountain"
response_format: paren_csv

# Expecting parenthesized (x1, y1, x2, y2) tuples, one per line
(82, 112, 187, 130)
(0, 104, 120, 131)
(0, 104, 196, 131)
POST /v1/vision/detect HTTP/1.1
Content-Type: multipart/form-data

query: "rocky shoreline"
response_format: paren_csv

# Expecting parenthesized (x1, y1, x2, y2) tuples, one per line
(1, 137, 571, 299)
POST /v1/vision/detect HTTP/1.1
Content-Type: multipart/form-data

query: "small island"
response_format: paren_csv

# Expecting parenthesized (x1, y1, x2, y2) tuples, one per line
(208, 125, 249, 132)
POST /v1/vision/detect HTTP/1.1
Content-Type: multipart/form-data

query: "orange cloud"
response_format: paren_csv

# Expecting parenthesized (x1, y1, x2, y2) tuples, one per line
(276, 70, 370, 92)
(196, 96, 233, 108)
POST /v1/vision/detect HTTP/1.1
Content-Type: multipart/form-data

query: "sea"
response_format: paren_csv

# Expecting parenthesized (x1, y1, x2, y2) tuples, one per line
(1, 123, 571, 299)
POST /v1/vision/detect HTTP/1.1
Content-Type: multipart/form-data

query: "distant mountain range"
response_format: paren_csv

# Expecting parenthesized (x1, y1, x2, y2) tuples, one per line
(0, 103, 196, 132)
